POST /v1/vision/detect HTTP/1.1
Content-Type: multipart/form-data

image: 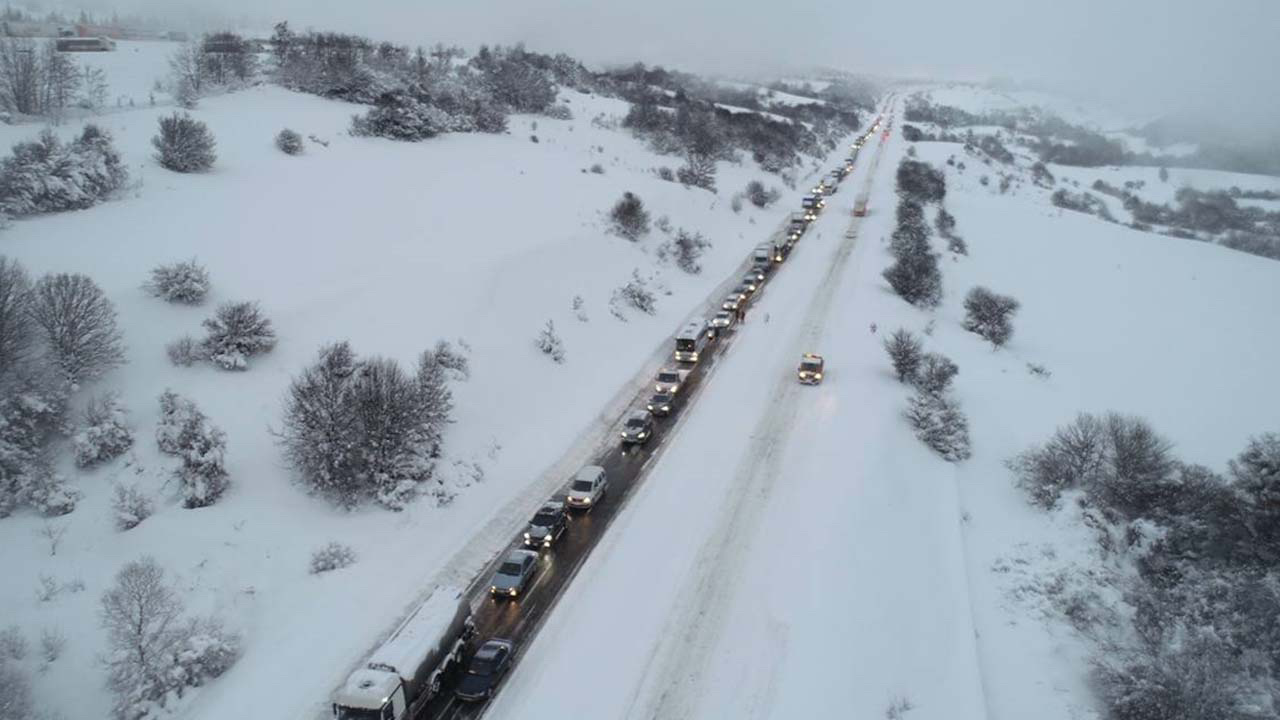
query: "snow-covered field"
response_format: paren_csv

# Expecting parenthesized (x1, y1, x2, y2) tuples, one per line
(488, 96, 1280, 719)
(0, 50, 840, 720)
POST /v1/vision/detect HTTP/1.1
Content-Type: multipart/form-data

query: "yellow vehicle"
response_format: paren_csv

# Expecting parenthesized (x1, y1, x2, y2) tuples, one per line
(797, 353, 824, 385)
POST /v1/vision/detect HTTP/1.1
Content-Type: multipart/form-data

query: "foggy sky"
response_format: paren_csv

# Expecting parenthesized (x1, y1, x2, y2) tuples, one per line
(78, 0, 1280, 132)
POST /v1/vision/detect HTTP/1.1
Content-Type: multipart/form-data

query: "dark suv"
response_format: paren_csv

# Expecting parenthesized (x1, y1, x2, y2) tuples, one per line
(524, 501, 569, 550)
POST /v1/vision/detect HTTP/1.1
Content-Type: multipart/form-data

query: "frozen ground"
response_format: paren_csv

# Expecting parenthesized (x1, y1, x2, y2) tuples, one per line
(0, 50, 843, 720)
(489, 92, 1280, 719)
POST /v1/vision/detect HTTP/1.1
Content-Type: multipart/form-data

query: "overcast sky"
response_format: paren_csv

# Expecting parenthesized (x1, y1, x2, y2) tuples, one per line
(78, 0, 1280, 131)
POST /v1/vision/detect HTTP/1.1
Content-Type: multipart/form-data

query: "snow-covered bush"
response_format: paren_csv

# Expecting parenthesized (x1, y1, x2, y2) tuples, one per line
(677, 152, 717, 191)
(0, 256, 33, 376)
(426, 339, 470, 380)
(1228, 433, 1280, 560)
(668, 229, 709, 274)
(24, 465, 79, 517)
(153, 112, 216, 172)
(589, 163, 605, 174)
(536, 320, 565, 364)
(883, 328, 923, 383)
(173, 414, 228, 509)
(275, 128, 303, 155)
(40, 627, 65, 664)
(144, 259, 210, 304)
(1094, 631, 1252, 720)
(0, 660, 32, 720)
(572, 295, 588, 322)
(111, 483, 153, 531)
(905, 389, 971, 462)
(745, 180, 780, 208)
(170, 618, 240, 688)
(883, 236, 941, 308)
(166, 336, 203, 367)
(29, 272, 125, 381)
(155, 390, 229, 508)
(0, 626, 26, 661)
(200, 301, 276, 370)
(309, 542, 357, 574)
(609, 191, 650, 241)
(73, 392, 134, 468)
(962, 286, 1020, 348)
(0, 125, 128, 217)
(913, 352, 958, 397)
(279, 341, 453, 509)
(656, 166, 675, 182)
(351, 90, 454, 141)
(611, 271, 657, 316)
(0, 366, 70, 518)
(896, 159, 946, 204)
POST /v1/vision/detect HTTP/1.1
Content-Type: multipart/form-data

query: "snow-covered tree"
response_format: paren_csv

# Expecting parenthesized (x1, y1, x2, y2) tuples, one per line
(153, 113, 216, 172)
(80, 65, 109, 110)
(165, 336, 203, 367)
(28, 272, 125, 382)
(0, 660, 33, 720)
(897, 159, 946, 203)
(609, 191, 650, 241)
(350, 90, 453, 141)
(144, 259, 210, 305)
(745, 180, 780, 208)
(274, 128, 303, 155)
(1228, 432, 1280, 562)
(171, 409, 228, 508)
(882, 238, 942, 308)
(101, 556, 185, 719)
(678, 151, 717, 191)
(905, 389, 971, 462)
(913, 352, 958, 397)
(73, 392, 133, 468)
(199, 301, 276, 370)
(612, 271, 657, 316)
(280, 341, 453, 510)
(883, 328, 923, 383)
(536, 320, 565, 363)
(670, 229, 710, 274)
(0, 125, 128, 217)
(0, 256, 33, 376)
(168, 42, 203, 108)
(962, 286, 1020, 348)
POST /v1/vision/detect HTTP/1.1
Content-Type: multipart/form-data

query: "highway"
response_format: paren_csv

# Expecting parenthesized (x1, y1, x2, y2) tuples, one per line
(413, 99, 895, 720)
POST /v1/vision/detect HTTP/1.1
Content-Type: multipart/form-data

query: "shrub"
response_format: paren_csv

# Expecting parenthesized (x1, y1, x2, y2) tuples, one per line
(279, 341, 452, 510)
(156, 389, 201, 454)
(883, 328, 923, 383)
(1228, 433, 1280, 561)
(72, 392, 134, 468)
(612, 271, 656, 316)
(678, 152, 717, 191)
(905, 389, 971, 462)
(0, 256, 34, 375)
(609, 191, 651, 241)
(589, 163, 604, 174)
(745, 180, 781, 208)
(670, 229, 710, 274)
(166, 336, 203, 367)
(656, 166, 675, 182)
(536, 320, 566, 363)
(896, 159, 946, 203)
(155, 390, 229, 508)
(351, 90, 453, 141)
(153, 112, 217, 172)
(39, 627, 66, 664)
(962, 286, 1020, 347)
(309, 542, 357, 574)
(111, 483, 153, 531)
(0, 661, 32, 720)
(1094, 632, 1253, 720)
(29, 272, 125, 381)
(144, 259, 210, 304)
(913, 352, 958, 396)
(0, 125, 128, 217)
(275, 128, 303, 155)
(426, 339, 470, 380)
(200, 301, 276, 370)
(882, 241, 941, 308)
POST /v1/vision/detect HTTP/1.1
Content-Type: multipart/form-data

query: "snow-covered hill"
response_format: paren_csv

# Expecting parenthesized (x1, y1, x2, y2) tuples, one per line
(0, 50, 841, 720)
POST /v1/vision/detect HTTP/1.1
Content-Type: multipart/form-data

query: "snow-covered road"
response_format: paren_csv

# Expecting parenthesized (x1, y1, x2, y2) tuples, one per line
(485, 100, 990, 720)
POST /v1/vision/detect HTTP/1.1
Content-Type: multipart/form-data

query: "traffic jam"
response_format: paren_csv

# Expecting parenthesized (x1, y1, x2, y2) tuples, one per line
(329, 116, 890, 720)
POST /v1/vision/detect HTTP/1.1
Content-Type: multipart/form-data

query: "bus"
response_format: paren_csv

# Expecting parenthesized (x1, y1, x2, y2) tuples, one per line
(674, 319, 711, 363)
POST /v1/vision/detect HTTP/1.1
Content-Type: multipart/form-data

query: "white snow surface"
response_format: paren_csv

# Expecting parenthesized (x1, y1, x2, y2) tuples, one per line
(0, 52, 845, 720)
(488, 97, 1280, 720)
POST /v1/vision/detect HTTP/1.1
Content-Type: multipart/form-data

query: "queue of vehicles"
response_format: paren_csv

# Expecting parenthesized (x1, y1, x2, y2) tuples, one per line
(329, 116, 884, 718)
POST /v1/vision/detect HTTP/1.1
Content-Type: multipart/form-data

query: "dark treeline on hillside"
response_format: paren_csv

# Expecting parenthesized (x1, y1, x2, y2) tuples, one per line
(265, 21, 874, 174)
(905, 97, 1280, 176)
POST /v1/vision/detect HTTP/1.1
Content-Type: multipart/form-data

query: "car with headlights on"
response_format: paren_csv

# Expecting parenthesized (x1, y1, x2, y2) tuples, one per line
(620, 411, 654, 445)
(489, 549, 539, 599)
(565, 465, 608, 510)
(797, 353, 825, 385)
(523, 501, 569, 550)
(647, 391, 676, 417)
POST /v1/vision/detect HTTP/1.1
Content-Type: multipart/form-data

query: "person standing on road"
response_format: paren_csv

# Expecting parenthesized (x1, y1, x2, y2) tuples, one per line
(735, 303, 745, 324)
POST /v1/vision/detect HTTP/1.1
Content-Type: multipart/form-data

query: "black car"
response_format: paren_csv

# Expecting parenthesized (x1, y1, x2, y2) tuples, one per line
(524, 500, 569, 550)
(620, 411, 654, 445)
(454, 639, 514, 702)
(647, 392, 676, 417)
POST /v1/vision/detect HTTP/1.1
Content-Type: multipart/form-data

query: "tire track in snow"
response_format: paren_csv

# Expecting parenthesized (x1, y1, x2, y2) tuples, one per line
(626, 120, 889, 720)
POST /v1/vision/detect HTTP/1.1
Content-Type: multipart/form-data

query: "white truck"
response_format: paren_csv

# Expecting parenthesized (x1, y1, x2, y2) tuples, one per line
(332, 587, 475, 720)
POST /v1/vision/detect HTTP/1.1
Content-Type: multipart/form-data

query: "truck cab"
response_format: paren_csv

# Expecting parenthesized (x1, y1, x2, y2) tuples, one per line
(753, 243, 774, 268)
(797, 353, 825, 384)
